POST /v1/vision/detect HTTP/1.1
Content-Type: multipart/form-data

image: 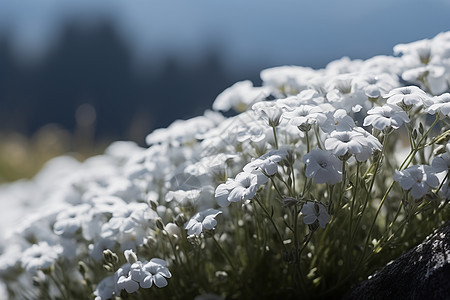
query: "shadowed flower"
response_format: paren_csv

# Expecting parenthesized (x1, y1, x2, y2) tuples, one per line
(394, 165, 440, 199)
(215, 172, 268, 207)
(384, 86, 432, 107)
(363, 104, 410, 130)
(212, 80, 269, 112)
(130, 258, 172, 288)
(301, 202, 331, 229)
(20, 242, 63, 274)
(427, 93, 450, 117)
(185, 209, 222, 236)
(243, 149, 288, 176)
(302, 149, 342, 184)
(319, 109, 355, 133)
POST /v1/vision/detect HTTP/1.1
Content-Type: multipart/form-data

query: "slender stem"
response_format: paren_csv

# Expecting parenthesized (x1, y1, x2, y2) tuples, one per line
(305, 130, 310, 153)
(338, 158, 347, 208)
(314, 125, 323, 150)
(347, 161, 360, 266)
(435, 171, 449, 195)
(165, 231, 185, 282)
(293, 205, 300, 261)
(328, 185, 334, 215)
(358, 115, 442, 268)
(49, 268, 70, 300)
(254, 196, 287, 251)
(291, 164, 296, 196)
(272, 125, 279, 149)
(212, 234, 237, 272)
(357, 181, 394, 272)
(269, 176, 284, 198)
(401, 116, 440, 170)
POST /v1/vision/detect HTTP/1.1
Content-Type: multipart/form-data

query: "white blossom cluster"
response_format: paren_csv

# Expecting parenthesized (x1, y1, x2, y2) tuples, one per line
(1, 32, 450, 299)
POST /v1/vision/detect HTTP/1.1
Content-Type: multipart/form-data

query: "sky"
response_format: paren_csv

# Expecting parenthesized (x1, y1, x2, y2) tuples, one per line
(1, 0, 450, 71)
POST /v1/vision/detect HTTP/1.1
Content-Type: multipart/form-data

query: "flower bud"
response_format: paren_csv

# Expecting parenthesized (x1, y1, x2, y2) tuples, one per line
(149, 200, 158, 211)
(155, 218, 165, 231)
(124, 249, 138, 264)
(103, 249, 118, 264)
(215, 271, 228, 282)
(78, 261, 88, 277)
(103, 263, 114, 272)
(174, 213, 188, 228)
(282, 197, 298, 208)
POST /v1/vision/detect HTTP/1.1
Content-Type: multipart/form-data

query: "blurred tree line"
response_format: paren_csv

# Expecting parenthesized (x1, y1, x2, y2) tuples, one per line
(0, 20, 261, 181)
(0, 20, 260, 145)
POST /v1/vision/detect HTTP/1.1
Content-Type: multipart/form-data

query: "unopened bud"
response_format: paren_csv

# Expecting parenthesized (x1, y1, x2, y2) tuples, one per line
(282, 197, 298, 208)
(103, 263, 114, 272)
(103, 249, 119, 264)
(149, 200, 158, 211)
(78, 261, 88, 277)
(124, 249, 138, 264)
(174, 213, 188, 228)
(215, 271, 228, 282)
(155, 218, 165, 231)
(298, 123, 312, 132)
(145, 236, 157, 248)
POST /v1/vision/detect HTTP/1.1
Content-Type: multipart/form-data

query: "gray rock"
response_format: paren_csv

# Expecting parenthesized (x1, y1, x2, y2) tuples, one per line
(345, 222, 450, 300)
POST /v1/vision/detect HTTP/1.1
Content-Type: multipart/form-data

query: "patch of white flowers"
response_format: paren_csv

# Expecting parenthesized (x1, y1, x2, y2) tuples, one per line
(1, 32, 450, 299)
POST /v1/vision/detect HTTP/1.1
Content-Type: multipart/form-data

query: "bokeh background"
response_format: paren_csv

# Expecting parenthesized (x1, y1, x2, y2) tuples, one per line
(1, 0, 450, 181)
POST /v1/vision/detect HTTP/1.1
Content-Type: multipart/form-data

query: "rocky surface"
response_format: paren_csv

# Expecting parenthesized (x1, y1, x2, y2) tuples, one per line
(345, 222, 450, 300)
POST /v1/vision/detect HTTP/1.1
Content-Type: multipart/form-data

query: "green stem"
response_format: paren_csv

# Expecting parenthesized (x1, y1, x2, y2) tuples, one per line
(255, 196, 287, 251)
(401, 116, 440, 170)
(272, 125, 279, 149)
(269, 176, 285, 198)
(212, 234, 237, 272)
(347, 161, 360, 266)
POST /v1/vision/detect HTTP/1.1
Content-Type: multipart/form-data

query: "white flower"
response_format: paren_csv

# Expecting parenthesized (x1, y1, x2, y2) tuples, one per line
(301, 202, 331, 229)
(145, 110, 224, 146)
(116, 263, 139, 294)
(302, 149, 342, 185)
(215, 172, 268, 207)
(165, 189, 201, 206)
(185, 209, 222, 236)
(326, 75, 367, 113)
(260, 65, 317, 97)
(130, 258, 172, 288)
(431, 151, 450, 173)
(212, 80, 269, 112)
(53, 204, 90, 238)
(324, 130, 367, 158)
(353, 73, 399, 99)
(252, 101, 283, 127)
(94, 275, 115, 300)
(319, 109, 355, 133)
(384, 86, 432, 107)
(427, 93, 450, 117)
(352, 127, 382, 161)
(363, 104, 410, 130)
(101, 203, 157, 251)
(394, 165, 440, 199)
(243, 149, 288, 176)
(401, 65, 447, 95)
(283, 105, 327, 130)
(439, 177, 450, 200)
(21, 242, 63, 273)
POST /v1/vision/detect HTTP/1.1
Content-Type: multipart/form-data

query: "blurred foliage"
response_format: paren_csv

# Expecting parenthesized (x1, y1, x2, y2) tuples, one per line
(0, 124, 109, 183)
